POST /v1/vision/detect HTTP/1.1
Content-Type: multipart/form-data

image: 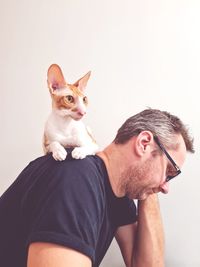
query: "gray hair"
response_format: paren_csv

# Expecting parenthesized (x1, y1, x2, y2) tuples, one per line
(114, 108, 194, 153)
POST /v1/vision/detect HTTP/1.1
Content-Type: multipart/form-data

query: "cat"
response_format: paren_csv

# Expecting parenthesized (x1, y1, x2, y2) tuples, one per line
(43, 64, 99, 161)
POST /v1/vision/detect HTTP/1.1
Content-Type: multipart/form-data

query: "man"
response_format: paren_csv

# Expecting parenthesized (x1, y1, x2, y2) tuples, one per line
(0, 108, 194, 267)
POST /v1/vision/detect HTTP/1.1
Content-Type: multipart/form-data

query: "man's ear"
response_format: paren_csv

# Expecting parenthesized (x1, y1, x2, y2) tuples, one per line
(135, 131, 154, 156)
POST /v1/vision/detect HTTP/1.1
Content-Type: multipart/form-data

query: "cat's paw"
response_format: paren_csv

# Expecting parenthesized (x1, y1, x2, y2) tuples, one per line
(52, 147, 67, 161)
(72, 147, 88, 159)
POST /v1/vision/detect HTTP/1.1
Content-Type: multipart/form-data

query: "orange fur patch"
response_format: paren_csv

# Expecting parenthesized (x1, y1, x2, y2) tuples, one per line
(43, 133, 49, 153)
(51, 84, 88, 110)
(86, 127, 97, 144)
(69, 84, 84, 97)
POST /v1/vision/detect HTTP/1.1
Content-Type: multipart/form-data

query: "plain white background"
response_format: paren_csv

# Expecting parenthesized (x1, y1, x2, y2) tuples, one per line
(0, 1, 199, 266)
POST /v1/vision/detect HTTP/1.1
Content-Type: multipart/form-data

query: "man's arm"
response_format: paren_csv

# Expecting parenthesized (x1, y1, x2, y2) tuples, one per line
(115, 194, 165, 267)
(27, 242, 92, 267)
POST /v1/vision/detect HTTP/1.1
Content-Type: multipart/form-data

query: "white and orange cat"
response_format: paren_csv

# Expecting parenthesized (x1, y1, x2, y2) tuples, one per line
(43, 64, 99, 161)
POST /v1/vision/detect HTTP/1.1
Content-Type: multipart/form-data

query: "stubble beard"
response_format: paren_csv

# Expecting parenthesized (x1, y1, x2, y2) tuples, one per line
(119, 159, 154, 200)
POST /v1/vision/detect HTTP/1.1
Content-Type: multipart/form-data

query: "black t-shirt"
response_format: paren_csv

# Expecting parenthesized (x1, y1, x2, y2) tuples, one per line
(0, 151, 137, 267)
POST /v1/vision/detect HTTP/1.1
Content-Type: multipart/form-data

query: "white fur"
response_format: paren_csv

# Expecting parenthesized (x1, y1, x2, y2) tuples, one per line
(44, 110, 99, 161)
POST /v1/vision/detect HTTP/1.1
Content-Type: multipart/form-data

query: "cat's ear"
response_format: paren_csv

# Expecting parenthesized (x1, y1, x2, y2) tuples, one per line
(73, 71, 91, 91)
(47, 64, 67, 93)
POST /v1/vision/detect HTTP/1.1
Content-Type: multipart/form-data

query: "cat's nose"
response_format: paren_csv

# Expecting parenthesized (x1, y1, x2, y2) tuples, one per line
(77, 110, 86, 116)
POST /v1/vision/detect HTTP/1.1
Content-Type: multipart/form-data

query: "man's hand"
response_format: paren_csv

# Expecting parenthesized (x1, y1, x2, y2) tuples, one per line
(115, 194, 165, 267)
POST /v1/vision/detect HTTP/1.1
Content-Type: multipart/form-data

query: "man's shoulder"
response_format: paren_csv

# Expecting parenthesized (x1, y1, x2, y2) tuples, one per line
(29, 152, 107, 196)
(20, 153, 107, 217)
(30, 151, 103, 174)
(57, 154, 107, 192)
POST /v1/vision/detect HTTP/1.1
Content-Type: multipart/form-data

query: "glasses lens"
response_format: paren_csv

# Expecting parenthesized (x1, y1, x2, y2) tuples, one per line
(166, 169, 181, 182)
(154, 136, 181, 182)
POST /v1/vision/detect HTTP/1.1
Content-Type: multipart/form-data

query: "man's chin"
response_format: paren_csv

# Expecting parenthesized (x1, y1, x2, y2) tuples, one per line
(137, 191, 154, 200)
(126, 188, 154, 200)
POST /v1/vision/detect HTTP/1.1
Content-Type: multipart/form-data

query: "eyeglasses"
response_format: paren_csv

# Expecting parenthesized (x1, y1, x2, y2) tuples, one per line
(153, 136, 181, 182)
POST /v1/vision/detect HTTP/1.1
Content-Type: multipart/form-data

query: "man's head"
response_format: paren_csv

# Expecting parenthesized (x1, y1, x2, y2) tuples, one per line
(113, 108, 194, 199)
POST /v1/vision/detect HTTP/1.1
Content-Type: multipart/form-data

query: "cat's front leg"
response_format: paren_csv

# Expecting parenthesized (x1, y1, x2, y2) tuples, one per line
(48, 141, 67, 161)
(72, 144, 99, 159)
(71, 147, 88, 159)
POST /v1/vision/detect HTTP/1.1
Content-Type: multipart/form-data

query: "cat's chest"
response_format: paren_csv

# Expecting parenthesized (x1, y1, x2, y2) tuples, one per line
(46, 115, 88, 146)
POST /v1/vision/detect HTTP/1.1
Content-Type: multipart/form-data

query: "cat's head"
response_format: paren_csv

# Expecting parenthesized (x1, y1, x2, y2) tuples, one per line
(47, 64, 91, 121)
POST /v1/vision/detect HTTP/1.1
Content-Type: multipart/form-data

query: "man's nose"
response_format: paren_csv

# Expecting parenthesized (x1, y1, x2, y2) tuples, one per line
(160, 182, 169, 194)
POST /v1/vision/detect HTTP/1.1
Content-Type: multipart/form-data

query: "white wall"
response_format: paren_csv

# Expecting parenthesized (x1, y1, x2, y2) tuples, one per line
(0, 1, 199, 266)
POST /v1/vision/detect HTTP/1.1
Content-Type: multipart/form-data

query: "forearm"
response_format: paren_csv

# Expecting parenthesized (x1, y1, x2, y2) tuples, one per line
(132, 194, 165, 267)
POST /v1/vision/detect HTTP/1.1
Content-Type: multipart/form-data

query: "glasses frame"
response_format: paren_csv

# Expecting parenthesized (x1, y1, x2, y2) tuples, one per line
(153, 136, 181, 182)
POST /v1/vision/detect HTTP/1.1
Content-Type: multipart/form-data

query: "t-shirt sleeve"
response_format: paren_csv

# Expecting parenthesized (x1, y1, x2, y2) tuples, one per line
(25, 161, 103, 263)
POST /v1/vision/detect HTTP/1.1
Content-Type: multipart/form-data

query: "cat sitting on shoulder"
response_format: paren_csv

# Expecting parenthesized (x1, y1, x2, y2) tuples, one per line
(43, 64, 99, 161)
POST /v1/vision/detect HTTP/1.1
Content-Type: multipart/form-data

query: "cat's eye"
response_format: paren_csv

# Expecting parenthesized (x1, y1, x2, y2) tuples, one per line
(83, 96, 88, 103)
(66, 95, 74, 103)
